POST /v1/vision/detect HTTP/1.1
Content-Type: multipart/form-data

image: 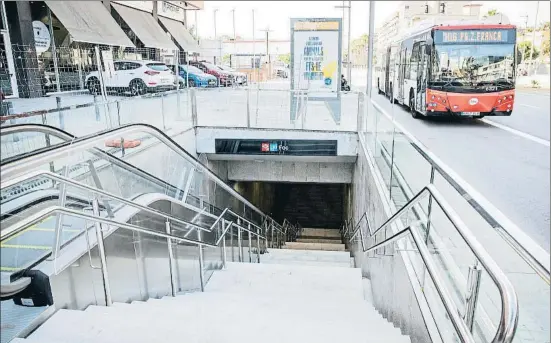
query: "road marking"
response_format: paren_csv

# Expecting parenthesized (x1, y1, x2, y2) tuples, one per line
(0, 244, 51, 250)
(518, 103, 539, 109)
(481, 119, 550, 147)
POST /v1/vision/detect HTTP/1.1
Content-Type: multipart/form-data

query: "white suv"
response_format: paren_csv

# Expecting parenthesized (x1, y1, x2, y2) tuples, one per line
(85, 60, 176, 96)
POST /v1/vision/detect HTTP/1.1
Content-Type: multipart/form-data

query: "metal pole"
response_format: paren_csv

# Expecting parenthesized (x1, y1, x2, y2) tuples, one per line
(366, 1, 375, 100)
(246, 87, 251, 127)
(221, 219, 227, 269)
(230, 221, 235, 261)
(270, 222, 274, 249)
(248, 223, 252, 262)
(165, 220, 176, 297)
(197, 229, 205, 292)
(256, 231, 260, 262)
(425, 166, 436, 244)
(161, 93, 166, 130)
(252, 9, 256, 83)
(232, 8, 237, 55)
(92, 198, 112, 306)
(347, 0, 352, 84)
(50, 165, 69, 260)
(464, 262, 483, 332)
(529, 1, 540, 75)
(237, 225, 243, 262)
(47, 7, 61, 93)
(213, 9, 218, 64)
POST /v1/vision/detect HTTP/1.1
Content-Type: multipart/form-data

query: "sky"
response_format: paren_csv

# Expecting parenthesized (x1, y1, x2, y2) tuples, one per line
(189, 1, 550, 41)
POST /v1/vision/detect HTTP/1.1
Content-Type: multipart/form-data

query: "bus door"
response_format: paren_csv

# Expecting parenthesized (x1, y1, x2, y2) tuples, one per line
(416, 42, 429, 112)
(384, 46, 391, 94)
(397, 47, 407, 105)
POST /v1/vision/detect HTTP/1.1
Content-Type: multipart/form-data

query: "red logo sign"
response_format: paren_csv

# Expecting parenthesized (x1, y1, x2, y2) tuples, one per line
(261, 142, 269, 152)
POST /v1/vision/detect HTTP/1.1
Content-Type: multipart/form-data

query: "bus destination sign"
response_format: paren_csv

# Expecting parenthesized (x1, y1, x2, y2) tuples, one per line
(434, 29, 513, 44)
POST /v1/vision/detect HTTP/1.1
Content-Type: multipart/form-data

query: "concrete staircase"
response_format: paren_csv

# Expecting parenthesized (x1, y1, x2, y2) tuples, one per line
(284, 227, 346, 251)
(13, 251, 411, 343)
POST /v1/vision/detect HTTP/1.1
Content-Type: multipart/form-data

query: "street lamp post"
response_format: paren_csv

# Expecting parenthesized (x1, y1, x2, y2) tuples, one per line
(260, 27, 274, 80)
(529, 1, 540, 75)
(213, 9, 220, 64)
(335, 2, 352, 84)
(232, 8, 236, 67)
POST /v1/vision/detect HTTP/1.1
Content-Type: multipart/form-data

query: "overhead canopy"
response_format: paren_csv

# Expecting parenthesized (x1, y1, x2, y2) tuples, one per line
(112, 3, 178, 50)
(158, 16, 201, 53)
(45, 1, 134, 47)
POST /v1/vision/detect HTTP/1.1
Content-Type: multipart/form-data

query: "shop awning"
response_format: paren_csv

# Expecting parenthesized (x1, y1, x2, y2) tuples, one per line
(158, 17, 201, 53)
(111, 3, 178, 51)
(45, 1, 134, 47)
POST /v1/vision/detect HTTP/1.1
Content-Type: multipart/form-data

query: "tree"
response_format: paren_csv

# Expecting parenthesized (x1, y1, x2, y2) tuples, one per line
(485, 9, 498, 17)
(518, 41, 540, 61)
(540, 21, 550, 31)
(222, 54, 231, 65)
(542, 39, 550, 56)
(278, 53, 290, 65)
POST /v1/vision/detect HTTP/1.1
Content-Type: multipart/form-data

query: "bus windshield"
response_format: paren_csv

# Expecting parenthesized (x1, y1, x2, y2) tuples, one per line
(430, 44, 515, 93)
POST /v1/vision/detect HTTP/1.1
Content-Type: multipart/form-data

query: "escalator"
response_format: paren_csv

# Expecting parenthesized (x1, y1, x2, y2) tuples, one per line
(1, 123, 288, 342)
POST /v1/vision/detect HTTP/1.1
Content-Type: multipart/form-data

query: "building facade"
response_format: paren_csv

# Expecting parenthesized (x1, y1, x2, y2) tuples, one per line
(374, 1, 484, 65)
(0, 1, 203, 99)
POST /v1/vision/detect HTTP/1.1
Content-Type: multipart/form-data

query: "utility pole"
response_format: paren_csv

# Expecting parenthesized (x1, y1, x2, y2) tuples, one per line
(335, 2, 352, 84)
(520, 14, 529, 64)
(260, 27, 274, 80)
(232, 8, 236, 67)
(529, 1, 539, 75)
(252, 9, 256, 83)
(213, 9, 219, 64)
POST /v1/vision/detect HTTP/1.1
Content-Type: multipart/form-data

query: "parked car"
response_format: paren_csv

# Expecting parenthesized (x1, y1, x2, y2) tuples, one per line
(217, 65, 248, 86)
(189, 60, 234, 87)
(85, 60, 175, 96)
(168, 64, 218, 88)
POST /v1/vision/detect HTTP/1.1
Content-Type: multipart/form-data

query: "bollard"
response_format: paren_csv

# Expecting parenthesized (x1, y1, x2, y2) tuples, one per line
(190, 88, 197, 127)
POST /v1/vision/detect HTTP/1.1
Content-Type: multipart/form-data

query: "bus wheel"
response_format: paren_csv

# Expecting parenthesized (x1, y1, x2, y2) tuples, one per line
(409, 91, 419, 119)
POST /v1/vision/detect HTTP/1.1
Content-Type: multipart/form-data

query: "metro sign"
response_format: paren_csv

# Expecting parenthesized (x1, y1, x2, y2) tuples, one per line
(261, 142, 270, 152)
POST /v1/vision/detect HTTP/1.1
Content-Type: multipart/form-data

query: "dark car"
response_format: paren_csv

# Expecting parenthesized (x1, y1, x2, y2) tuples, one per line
(190, 60, 234, 87)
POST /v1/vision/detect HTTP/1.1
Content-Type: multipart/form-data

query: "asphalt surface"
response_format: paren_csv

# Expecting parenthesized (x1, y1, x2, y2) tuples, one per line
(370, 90, 550, 252)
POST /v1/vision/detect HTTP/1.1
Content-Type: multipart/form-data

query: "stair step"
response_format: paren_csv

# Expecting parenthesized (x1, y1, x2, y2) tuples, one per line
(283, 242, 346, 251)
(296, 238, 343, 244)
(301, 228, 341, 238)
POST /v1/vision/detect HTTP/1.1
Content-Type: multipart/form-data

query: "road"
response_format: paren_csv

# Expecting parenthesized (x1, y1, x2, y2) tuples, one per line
(369, 88, 550, 252)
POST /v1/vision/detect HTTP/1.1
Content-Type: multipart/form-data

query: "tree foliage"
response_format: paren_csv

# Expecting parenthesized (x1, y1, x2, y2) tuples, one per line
(278, 53, 290, 65)
(518, 41, 540, 61)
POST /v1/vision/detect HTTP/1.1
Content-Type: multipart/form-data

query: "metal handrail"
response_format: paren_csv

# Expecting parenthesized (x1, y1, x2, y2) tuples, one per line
(1, 170, 210, 240)
(0, 123, 279, 227)
(371, 99, 550, 284)
(364, 224, 476, 343)
(349, 184, 518, 343)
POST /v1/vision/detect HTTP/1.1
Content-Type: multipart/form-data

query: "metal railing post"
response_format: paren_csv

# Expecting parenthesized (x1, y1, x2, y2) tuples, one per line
(248, 223, 252, 263)
(166, 219, 176, 297)
(230, 222, 235, 262)
(92, 198, 112, 306)
(425, 166, 436, 244)
(256, 230, 261, 263)
(221, 219, 227, 269)
(464, 262, 482, 332)
(197, 230, 205, 292)
(237, 223, 243, 262)
(271, 221, 274, 249)
(161, 93, 166, 130)
(246, 87, 251, 127)
(190, 88, 197, 127)
(264, 221, 269, 253)
(49, 165, 69, 260)
(56, 96, 64, 130)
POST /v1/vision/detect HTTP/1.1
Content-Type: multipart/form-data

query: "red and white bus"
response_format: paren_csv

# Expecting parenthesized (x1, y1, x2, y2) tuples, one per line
(378, 23, 517, 119)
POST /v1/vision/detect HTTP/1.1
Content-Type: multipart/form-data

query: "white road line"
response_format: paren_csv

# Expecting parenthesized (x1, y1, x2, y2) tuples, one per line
(481, 119, 550, 147)
(519, 103, 540, 109)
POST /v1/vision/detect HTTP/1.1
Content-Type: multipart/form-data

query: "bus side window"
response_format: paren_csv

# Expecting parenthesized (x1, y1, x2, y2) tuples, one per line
(405, 49, 411, 79)
(411, 43, 420, 64)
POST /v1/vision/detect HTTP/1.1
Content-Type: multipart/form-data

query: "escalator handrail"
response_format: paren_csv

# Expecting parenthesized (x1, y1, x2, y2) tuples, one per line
(0, 123, 278, 226)
(0, 124, 224, 216)
(353, 184, 518, 343)
(1, 170, 211, 240)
